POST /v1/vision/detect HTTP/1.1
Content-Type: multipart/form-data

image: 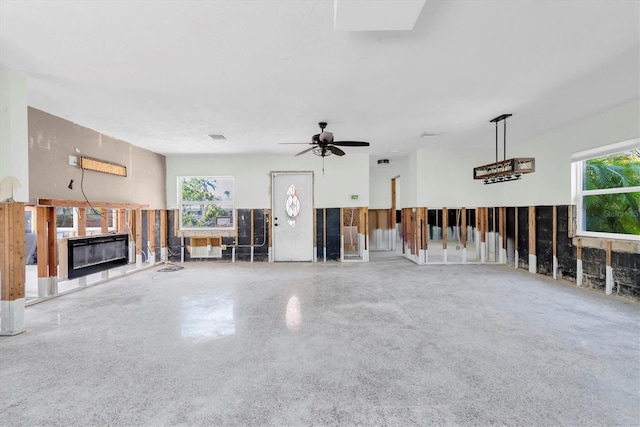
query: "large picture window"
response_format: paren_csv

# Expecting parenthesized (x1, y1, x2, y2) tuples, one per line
(178, 176, 234, 230)
(573, 139, 640, 240)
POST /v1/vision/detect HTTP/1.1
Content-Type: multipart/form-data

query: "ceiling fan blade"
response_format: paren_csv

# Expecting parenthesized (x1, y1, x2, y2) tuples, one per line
(279, 142, 315, 145)
(328, 146, 346, 156)
(295, 146, 316, 156)
(331, 141, 370, 147)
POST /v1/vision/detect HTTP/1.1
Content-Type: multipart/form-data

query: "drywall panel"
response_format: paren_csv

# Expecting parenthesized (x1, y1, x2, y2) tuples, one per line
(28, 108, 166, 209)
(500, 99, 638, 207)
(416, 148, 490, 208)
(0, 67, 29, 203)
(369, 160, 403, 209)
(414, 99, 638, 208)
(166, 153, 369, 209)
(400, 153, 418, 208)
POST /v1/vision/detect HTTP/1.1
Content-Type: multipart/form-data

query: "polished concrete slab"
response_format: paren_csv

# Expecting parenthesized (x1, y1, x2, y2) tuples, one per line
(1, 253, 639, 426)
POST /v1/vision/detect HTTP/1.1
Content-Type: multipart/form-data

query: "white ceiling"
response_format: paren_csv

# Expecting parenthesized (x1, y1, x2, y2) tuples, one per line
(1, 0, 638, 164)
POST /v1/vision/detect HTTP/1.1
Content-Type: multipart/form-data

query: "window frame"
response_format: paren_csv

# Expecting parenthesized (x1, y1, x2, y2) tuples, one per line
(572, 138, 640, 241)
(177, 176, 235, 231)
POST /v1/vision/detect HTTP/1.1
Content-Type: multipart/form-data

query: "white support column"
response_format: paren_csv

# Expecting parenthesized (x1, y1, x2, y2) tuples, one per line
(514, 250, 519, 268)
(605, 266, 614, 295)
(553, 256, 558, 279)
(1, 298, 25, 336)
(160, 247, 168, 263)
(576, 259, 583, 286)
(529, 255, 537, 273)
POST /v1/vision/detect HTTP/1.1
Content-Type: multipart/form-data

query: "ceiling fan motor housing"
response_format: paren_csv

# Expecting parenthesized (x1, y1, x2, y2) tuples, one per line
(319, 131, 334, 143)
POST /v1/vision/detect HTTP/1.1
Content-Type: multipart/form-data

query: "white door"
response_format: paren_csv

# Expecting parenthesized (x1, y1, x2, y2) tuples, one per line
(272, 172, 314, 261)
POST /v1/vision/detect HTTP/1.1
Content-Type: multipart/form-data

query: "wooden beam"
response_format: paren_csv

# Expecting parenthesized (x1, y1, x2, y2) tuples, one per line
(250, 209, 255, 246)
(148, 210, 156, 254)
(37, 199, 148, 209)
(117, 209, 127, 233)
(442, 207, 448, 250)
(606, 241, 612, 267)
(135, 209, 142, 256)
(500, 207, 506, 249)
(528, 206, 536, 256)
(576, 237, 582, 260)
(390, 178, 396, 233)
(480, 208, 486, 243)
(515, 207, 519, 254)
(77, 207, 87, 236)
(47, 207, 57, 277)
(422, 207, 428, 250)
(160, 209, 168, 249)
(567, 205, 574, 238)
(101, 208, 109, 234)
(552, 206, 557, 257)
(36, 207, 48, 278)
(0, 202, 25, 301)
(461, 207, 467, 248)
(323, 209, 326, 249)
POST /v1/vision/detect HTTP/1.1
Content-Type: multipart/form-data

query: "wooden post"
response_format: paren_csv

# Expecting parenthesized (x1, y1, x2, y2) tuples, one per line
(36, 207, 48, 280)
(250, 209, 255, 262)
(461, 208, 467, 248)
(148, 210, 156, 264)
(77, 207, 86, 236)
(528, 206, 536, 273)
(47, 207, 57, 278)
(499, 206, 506, 264)
(0, 202, 26, 335)
(605, 241, 613, 295)
(117, 209, 127, 233)
(160, 209, 168, 262)
(442, 208, 448, 262)
(100, 208, 109, 233)
(514, 207, 519, 268)
(323, 208, 327, 262)
(135, 208, 142, 267)
(422, 207, 428, 252)
(552, 206, 558, 278)
(576, 237, 583, 286)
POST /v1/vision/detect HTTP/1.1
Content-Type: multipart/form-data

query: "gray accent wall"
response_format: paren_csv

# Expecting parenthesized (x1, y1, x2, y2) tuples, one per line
(28, 107, 166, 209)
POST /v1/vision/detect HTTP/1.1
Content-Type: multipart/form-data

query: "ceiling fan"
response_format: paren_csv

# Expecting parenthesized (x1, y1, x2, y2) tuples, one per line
(281, 122, 370, 158)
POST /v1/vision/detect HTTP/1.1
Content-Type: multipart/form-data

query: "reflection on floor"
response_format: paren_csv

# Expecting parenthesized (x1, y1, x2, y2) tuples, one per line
(2, 255, 639, 426)
(24, 264, 143, 302)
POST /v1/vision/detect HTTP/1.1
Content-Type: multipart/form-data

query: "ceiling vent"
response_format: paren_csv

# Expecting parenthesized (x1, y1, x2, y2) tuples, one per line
(378, 159, 390, 164)
(208, 134, 227, 141)
(420, 132, 439, 138)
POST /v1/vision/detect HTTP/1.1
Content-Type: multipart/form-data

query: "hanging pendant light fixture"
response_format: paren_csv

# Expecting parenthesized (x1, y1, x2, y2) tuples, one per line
(473, 114, 535, 184)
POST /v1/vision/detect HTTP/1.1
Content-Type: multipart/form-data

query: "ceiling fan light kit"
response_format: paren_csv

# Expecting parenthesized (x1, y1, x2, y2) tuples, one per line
(473, 114, 535, 185)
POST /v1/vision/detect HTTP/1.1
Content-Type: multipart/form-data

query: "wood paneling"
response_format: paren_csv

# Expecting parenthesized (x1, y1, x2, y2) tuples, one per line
(529, 206, 536, 256)
(0, 203, 25, 301)
(38, 199, 147, 209)
(77, 207, 86, 236)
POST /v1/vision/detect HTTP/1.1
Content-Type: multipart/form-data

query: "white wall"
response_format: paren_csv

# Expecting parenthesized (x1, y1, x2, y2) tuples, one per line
(166, 153, 369, 209)
(0, 67, 29, 203)
(412, 99, 639, 208)
(369, 160, 403, 209)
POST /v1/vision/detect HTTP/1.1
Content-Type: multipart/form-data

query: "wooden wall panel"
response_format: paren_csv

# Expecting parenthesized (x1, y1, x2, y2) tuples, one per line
(0, 203, 25, 301)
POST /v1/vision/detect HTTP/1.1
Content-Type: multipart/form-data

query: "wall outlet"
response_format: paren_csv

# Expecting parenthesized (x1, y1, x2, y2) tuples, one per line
(68, 155, 78, 166)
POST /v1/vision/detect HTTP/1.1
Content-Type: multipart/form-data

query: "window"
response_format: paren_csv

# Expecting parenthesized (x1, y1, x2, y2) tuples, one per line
(178, 176, 234, 230)
(572, 138, 640, 240)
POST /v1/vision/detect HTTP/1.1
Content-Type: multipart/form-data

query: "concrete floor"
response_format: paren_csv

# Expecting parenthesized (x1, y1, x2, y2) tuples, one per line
(1, 252, 638, 426)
